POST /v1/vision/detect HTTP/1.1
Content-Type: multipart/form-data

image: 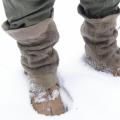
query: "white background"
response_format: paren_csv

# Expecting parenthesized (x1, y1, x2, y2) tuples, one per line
(1, 0, 120, 120)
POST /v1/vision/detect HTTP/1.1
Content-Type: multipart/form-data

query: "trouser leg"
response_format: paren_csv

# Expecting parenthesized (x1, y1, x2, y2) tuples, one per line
(78, 0, 120, 18)
(2, 0, 55, 29)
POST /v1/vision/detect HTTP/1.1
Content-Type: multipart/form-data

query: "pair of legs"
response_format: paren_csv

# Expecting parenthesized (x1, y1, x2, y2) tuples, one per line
(2, 0, 120, 116)
(2, 0, 120, 29)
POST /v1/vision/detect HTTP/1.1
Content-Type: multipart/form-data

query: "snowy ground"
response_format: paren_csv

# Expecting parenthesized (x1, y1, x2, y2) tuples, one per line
(1, 0, 120, 120)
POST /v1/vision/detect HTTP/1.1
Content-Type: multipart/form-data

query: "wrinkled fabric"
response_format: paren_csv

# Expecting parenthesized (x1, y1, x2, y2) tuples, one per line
(2, 0, 120, 30)
(80, 9, 120, 72)
(2, 0, 55, 29)
(78, 0, 120, 18)
(2, 18, 59, 90)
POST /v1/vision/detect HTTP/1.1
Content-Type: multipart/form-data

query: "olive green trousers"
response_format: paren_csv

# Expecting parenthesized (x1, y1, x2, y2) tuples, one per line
(2, 0, 120, 29)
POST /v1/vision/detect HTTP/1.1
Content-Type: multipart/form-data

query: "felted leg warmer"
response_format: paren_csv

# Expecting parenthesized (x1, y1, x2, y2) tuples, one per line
(79, 6, 120, 76)
(2, 18, 59, 89)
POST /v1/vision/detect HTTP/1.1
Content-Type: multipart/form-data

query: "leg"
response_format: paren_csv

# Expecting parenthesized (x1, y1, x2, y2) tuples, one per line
(2, 0, 65, 115)
(2, 0, 55, 29)
(78, 0, 120, 18)
(78, 0, 120, 76)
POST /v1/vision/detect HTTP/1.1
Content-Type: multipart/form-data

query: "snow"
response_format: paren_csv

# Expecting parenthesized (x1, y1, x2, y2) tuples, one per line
(50, 89, 59, 101)
(1, 0, 120, 120)
(29, 82, 61, 103)
(30, 82, 47, 103)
